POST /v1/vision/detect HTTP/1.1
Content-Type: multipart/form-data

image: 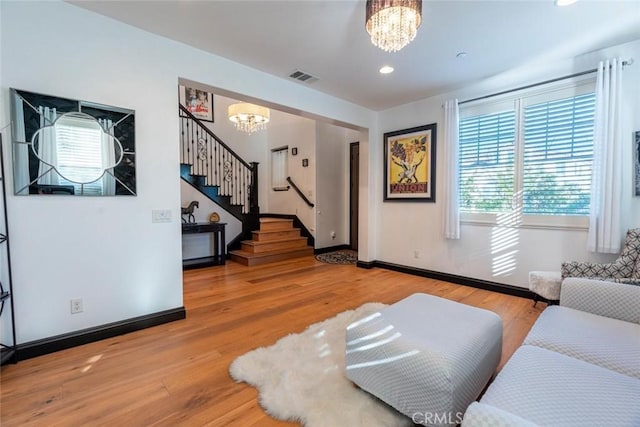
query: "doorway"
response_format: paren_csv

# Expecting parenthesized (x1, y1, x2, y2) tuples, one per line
(349, 142, 359, 251)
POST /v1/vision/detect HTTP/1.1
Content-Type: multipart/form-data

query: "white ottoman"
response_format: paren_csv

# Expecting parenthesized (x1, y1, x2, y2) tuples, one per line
(345, 293, 503, 426)
(528, 271, 562, 304)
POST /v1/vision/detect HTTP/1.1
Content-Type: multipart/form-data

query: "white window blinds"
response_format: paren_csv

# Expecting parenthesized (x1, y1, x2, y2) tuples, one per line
(55, 119, 104, 195)
(271, 147, 288, 190)
(459, 110, 515, 213)
(522, 93, 595, 215)
(459, 81, 596, 222)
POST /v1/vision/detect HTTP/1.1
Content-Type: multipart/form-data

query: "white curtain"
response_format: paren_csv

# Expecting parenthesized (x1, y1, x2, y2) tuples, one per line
(11, 96, 30, 194)
(36, 106, 59, 186)
(443, 99, 460, 239)
(99, 119, 116, 196)
(588, 58, 623, 253)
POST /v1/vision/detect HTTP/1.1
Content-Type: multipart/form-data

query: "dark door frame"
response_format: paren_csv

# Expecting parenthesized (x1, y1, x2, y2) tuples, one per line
(349, 142, 359, 251)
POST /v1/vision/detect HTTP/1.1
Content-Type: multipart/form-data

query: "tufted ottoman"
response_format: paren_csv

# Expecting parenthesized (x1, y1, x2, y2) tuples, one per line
(528, 270, 562, 305)
(345, 293, 503, 426)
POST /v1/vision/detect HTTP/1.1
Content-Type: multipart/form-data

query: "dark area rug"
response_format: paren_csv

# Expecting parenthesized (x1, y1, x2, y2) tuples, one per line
(315, 250, 358, 265)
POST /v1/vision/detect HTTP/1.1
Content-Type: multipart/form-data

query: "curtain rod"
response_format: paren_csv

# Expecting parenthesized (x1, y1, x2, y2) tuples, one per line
(459, 58, 634, 106)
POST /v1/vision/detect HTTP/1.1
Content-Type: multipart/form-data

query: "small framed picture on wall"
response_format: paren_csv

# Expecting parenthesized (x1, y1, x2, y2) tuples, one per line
(179, 85, 214, 122)
(291, 147, 298, 156)
(302, 158, 309, 167)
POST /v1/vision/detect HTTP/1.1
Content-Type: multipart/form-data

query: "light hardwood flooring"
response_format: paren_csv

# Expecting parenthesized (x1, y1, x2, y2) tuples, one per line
(0, 256, 545, 426)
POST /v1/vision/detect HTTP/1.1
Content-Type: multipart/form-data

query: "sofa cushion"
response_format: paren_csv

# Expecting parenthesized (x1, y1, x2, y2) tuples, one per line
(523, 306, 640, 378)
(480, 345, 640, 427)
(462, 402, 539, 427)
(560, 278, 640, 324)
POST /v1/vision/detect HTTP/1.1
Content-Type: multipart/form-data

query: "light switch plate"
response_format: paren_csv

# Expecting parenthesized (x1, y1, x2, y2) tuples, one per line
(152, 209, 172, 223)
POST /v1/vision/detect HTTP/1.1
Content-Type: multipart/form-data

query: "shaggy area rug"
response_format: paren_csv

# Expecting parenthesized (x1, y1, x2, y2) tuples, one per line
(229, 303, 413, 427)
(314, 250, 358, 265)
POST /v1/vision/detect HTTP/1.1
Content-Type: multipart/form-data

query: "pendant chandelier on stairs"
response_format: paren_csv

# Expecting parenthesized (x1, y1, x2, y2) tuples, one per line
(365, 0, 422, 53)
(228, 103, 270, 134)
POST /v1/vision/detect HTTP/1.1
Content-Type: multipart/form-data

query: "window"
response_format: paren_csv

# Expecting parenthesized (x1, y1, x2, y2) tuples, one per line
(459, 81, 596, 226)
(55, 117, 106, 195)
(271, 146, 288, 190)
(459, 110, 515, 213)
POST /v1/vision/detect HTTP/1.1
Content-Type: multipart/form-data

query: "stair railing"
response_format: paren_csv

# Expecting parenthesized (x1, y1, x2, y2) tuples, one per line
(286, 176, 314, 208)
(179, 104, 258, 214)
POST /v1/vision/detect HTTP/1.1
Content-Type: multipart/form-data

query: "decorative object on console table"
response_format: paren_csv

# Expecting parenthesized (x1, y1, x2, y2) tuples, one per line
(181, 222, 226, 269)
(209, 212, 220, 223)
(0, 136, 17, 365)
(635, 130, 639, 196)
(181, 201, 199, 224)
(179, 85, 213, 122)
(302, 158, 309, 167)
(383, 123, 437, 202)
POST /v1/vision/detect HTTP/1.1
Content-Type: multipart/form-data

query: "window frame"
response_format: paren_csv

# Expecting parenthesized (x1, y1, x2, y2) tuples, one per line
(270, 146, 289, 191)
(54, 115, 106, 196)
(459, 77, 596, 230)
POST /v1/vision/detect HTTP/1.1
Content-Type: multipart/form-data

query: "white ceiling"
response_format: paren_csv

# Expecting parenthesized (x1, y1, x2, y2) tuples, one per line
(69, 1, 640, 111)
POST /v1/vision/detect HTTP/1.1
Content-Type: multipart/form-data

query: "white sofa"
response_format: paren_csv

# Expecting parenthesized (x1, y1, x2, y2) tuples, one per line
(462, 277, 640, 427)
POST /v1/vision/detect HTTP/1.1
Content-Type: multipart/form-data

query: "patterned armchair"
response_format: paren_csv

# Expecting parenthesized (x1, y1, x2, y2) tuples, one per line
(561, 228, 640, 285)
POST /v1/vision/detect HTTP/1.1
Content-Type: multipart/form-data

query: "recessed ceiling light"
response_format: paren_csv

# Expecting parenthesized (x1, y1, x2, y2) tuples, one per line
(555, 0, 578, 6)
(379, 65, 394, 74)
(456, 52, 468, 59)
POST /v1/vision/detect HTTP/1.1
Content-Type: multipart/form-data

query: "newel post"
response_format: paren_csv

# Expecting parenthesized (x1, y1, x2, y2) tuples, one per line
(250, 162, 259, 214)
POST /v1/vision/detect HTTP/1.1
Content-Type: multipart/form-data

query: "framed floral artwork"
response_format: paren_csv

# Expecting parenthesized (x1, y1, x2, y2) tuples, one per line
(383, 123, 437, 202)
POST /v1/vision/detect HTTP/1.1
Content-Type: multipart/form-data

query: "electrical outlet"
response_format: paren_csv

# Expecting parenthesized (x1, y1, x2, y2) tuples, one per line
(413, 250, 420, 259)
(70, 298, 84, 314)
(330, 231, 336, 239)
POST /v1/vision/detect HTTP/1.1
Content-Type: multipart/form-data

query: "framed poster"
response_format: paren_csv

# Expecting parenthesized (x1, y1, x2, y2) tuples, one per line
(179, 85, 214, 122)
(383, 123, 437, 202)
(635, 130, 640, 196)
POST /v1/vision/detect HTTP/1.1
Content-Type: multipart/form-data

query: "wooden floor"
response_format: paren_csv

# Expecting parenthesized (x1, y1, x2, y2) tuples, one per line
(0, 257, 545, 426)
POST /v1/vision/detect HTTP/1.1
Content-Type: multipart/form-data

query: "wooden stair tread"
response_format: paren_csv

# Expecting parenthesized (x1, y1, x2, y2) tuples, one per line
(251, 229, 301, 242)
(259, 218, 293, 223)
(259, 218, 296, 232)
(241, 237, 307, 246)
(229, 246, 313, 266)
(230, 247, 312, 258)
(252, 228, 300, 234)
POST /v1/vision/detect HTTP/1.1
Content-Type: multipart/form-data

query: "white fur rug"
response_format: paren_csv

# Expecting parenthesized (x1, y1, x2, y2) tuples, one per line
(229, 303, 413, 427)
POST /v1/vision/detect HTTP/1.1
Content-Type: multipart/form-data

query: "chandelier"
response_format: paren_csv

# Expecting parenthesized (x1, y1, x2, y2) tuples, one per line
(228, 103, 270, 134)
(365, 0, 422, 53)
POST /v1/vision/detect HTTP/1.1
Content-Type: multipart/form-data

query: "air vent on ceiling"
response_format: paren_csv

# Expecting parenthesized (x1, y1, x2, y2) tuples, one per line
(288, 69, 319, 84)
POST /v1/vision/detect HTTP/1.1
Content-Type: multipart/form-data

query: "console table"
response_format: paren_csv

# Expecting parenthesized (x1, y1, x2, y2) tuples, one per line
(181, 222, 226, 269)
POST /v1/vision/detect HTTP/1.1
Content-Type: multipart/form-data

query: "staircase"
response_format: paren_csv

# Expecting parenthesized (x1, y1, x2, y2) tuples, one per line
(229, 218, 314, 266)
(179, 104, 259, 248)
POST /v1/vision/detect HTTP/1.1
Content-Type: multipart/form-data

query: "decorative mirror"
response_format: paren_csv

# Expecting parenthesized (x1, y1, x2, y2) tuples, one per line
(10, 89, 136, 196)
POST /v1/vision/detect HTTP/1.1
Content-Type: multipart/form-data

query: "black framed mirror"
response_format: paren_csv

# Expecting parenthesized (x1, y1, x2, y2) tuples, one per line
(10, 89, 136, 196)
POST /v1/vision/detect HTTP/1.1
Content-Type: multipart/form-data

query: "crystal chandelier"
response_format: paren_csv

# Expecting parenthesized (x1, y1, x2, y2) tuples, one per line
(228, 103, 270, 134)
(365, 0, 422, 53)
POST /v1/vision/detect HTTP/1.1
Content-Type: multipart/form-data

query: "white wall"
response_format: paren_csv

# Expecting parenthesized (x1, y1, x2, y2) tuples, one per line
(0, 1, 374, 344)
(206, 94, 270, 211)
(375, 39, 640, 288)
(315, 122, 360, 248)
(266, 111, 317, 233)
